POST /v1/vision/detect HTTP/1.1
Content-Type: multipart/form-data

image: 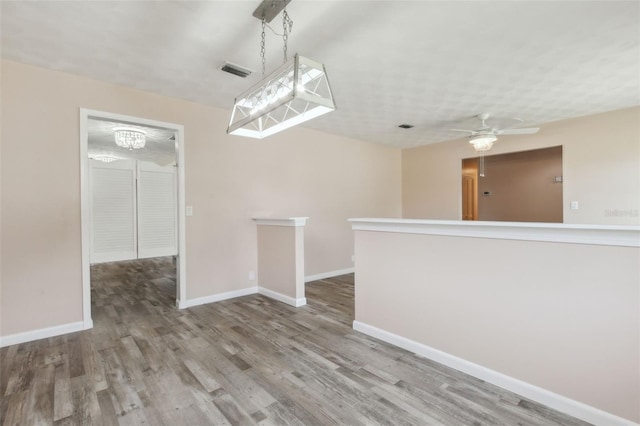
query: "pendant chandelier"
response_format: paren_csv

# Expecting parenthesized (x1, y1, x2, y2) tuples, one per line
(227, 0, 336, 139)
(114, 127, 146, 150)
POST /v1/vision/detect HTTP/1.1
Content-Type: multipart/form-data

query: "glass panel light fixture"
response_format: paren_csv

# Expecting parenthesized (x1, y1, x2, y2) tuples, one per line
(228, 54, 335, 139)
(227, 0, 335, 139)
(114, 127, 146, 150)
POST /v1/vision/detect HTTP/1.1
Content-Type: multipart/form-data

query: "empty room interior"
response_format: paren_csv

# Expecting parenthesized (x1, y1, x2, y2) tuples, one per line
(1, 1, 639, 425)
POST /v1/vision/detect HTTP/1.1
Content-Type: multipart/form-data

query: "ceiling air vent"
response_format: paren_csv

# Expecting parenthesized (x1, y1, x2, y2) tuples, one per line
(221, 62, 252, 78)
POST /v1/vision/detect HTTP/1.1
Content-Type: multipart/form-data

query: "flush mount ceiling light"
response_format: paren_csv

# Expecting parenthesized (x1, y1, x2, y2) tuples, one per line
(114, 127, 146, 150)
(469, 134, 497, 152)
(91, 154, 120, 163)
(227, 0, 336, 139)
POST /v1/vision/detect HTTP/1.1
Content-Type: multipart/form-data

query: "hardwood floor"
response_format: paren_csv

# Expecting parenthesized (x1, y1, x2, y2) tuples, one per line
(1, 257, 591, 425)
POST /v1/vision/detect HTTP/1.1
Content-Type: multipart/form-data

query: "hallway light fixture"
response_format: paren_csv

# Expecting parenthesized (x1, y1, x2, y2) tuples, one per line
(469, 134, 497, 152)
(227, 0, 336, 139)
(91, 155, 120, 163)
(114, 127, 146, 150)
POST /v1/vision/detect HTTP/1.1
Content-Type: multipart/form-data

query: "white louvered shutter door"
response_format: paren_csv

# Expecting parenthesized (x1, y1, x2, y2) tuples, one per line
(90, 159, 137, 263)
(137, 161, 177, 259)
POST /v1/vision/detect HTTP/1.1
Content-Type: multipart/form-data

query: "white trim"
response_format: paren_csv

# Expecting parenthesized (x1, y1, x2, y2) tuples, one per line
(352, 321, 638, 426)
(175, 125, 187, 307)
(181, 287, 258, 308)
(253, 217, 309, 227)
(349, 218, 640, 247)
(0, 321, 86, 348)
(258, 287, 307, 307)
(305, 267, 354, 282)
(180, 286, 308, 309)
(79, 109, 188, 329)
(79, 111, 92, 329)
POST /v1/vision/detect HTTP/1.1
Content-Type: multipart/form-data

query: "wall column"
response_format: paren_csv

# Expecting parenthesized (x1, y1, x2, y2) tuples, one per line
(253, 217, 308, 307)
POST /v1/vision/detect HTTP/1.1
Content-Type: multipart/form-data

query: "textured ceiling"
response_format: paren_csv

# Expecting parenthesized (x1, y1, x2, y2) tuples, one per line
(2, 1, 639, 148)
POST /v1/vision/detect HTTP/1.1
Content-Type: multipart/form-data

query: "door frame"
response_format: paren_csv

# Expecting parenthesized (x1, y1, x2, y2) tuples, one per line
(79, 108, 187, 330)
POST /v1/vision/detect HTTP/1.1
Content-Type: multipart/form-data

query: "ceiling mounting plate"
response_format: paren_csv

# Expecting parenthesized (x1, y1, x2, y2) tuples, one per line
(253, 0, 292, 23)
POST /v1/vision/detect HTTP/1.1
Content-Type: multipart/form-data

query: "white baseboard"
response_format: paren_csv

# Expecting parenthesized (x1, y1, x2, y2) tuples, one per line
(0, 321, 86, 348)
(180, 285, 308, 309)
(182, 286, 258, 308)
(305, 267, 354, 282)
(352, 321, 638, 426)
(258, 287, 306, 307)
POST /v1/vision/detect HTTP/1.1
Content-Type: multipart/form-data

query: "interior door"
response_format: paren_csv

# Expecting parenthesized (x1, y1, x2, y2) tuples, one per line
(462, 174, 477, 220)
(89, 159, 177, 263)
(89, 159, 137, 262)
(137, 162, 177, 259)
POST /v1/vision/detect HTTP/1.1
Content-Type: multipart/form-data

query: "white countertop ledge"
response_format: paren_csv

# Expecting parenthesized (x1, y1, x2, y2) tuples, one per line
(253, 217, 309, 227)
(348, 218, 640, 247)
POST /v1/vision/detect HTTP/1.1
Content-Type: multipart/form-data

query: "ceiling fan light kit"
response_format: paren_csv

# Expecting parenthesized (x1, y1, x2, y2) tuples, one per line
(469, 134, 497, 152)
(227, 0, 336, 139)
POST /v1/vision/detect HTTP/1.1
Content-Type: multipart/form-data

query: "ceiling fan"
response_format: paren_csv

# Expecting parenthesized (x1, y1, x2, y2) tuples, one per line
(451, 113, 539, 152)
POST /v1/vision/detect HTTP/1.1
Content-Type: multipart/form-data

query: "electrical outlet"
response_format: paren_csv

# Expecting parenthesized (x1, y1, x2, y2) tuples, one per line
(570, 201, 579, 210)
(248, 270, 256, 281)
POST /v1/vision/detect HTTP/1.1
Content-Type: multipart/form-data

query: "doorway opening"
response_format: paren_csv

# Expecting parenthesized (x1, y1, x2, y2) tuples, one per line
(79, 109, 187, 330)
(461, 146, 563, 223)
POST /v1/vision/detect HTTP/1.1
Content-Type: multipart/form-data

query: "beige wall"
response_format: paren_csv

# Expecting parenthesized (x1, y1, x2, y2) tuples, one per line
(0, 60, 401, 336)
(402, 107, 640, 225)
(476, 146, 563, 222)
(256, 224, 302, 300)
(354, 229, 640, 422)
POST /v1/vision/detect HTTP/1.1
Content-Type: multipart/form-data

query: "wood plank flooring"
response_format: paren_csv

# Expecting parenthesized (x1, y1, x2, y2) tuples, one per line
(1, 257, 592, 425)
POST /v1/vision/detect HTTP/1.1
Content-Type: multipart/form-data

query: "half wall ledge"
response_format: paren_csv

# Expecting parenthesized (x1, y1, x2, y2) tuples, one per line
(348, 218, 640, 247)
(349, 218, 640, 425)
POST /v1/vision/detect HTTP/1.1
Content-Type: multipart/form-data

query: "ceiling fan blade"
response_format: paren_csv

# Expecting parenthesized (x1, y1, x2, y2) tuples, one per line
(450, 128, 475, 134)
(499, 127, 539, 135)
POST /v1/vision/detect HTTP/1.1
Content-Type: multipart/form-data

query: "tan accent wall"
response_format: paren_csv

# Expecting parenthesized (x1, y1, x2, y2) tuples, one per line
(354, 230, 640, 422)
(402, 107, 640, 225)
(476, 146, 563, 222)
(0, 60, 401, 336)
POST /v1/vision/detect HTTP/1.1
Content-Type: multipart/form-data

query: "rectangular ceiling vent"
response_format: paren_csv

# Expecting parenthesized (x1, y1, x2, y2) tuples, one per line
(221, 62, 252, 78)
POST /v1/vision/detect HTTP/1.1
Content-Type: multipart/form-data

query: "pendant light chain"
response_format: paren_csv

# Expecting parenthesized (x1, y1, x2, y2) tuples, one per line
(282, 8, 293, 63)
(260, 17, 266, 77)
